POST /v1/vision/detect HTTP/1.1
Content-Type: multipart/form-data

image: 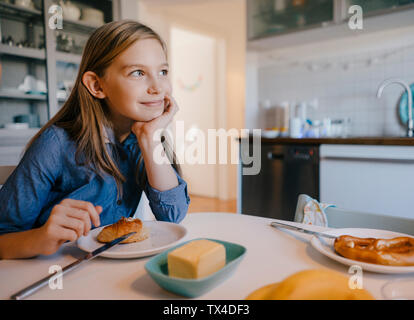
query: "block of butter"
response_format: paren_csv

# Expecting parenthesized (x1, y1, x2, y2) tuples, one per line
(167, 239, 226, 279)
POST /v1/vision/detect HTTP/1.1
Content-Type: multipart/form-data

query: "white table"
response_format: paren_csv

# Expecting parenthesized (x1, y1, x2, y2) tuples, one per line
(0, 212, 411, 300)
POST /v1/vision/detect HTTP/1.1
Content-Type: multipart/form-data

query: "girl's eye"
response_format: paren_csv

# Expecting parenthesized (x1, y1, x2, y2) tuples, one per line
(130, 70, 168, 77)
(131, 70, 144, 77)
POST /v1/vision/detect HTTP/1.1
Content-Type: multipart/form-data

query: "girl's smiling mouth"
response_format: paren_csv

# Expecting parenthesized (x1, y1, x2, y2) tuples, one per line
(140, 99, 164, 107)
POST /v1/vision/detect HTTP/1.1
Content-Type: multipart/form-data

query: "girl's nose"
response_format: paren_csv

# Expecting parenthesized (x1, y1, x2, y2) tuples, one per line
(147, 81, 161, 95)
(147, 86, 160, 94)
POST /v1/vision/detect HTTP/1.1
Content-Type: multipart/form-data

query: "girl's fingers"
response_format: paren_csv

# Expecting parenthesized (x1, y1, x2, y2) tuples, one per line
(156, 97, 178, 127)
(56, 226, 78, 243)
(60, 199, 101, 227)
(52, 210, 86, 238)
(164, 95, 171, 110)
(66, 208, 92, 236)
(165, 95, 179, 114)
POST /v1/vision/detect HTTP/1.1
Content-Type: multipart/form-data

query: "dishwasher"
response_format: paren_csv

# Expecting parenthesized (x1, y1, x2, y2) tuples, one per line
(241, 144, 319, 221)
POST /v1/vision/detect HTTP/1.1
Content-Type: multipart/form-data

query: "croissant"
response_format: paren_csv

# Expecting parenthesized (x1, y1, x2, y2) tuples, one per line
(97, 217, 150, 244)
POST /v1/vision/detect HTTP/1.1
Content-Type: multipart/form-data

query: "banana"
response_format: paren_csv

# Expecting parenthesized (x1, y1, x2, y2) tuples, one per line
(246, 269, 374, 300)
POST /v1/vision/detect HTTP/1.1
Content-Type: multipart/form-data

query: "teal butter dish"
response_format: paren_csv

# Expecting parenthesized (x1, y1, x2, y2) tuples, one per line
(144, 238, 247, 298)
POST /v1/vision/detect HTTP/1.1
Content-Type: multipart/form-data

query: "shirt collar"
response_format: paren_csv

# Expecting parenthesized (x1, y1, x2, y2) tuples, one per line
(122, 132, 138, 147)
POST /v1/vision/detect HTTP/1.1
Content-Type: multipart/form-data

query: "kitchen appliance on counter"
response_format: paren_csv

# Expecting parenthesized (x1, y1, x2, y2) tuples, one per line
(241, 144, 319, 221)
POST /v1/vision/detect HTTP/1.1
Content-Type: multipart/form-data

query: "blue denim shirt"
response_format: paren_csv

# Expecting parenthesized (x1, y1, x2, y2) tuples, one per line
(0, 125, 190, 234)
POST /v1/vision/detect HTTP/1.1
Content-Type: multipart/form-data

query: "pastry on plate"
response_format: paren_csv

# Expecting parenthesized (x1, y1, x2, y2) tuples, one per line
(334, 235, 414, 266)
(97, 217, 149, 244)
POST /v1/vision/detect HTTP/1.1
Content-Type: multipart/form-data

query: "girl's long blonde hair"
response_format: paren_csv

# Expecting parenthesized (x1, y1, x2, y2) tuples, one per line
(26, 20, 180, 199)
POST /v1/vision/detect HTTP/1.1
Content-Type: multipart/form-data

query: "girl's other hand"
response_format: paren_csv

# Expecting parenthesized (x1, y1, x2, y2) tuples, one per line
(36, 199, 102, 255)
(131, 93, 179, 142)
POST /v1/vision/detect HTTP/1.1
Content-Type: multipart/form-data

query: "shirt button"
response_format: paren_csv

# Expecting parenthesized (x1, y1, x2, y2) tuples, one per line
(117, 199, 122, 205)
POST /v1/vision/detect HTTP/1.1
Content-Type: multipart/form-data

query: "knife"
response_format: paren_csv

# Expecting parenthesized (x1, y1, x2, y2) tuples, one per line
(270, 221, 337, 239)
(10, 231, 136, 300)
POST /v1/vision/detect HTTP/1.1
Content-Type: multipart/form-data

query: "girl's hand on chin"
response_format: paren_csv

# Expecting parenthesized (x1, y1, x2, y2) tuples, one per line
(131, 94, 179, 143)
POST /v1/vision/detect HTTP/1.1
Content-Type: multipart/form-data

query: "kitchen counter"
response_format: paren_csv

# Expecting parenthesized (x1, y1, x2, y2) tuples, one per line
(0, 212, 407, 300)
(241, 136, 414, 146)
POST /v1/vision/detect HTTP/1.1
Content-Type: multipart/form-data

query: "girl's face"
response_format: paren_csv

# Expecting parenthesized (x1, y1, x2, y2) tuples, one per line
(100, 38, 171, 125)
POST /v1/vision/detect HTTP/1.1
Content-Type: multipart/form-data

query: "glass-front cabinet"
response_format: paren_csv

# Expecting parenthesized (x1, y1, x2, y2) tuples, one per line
(247, 0, 414, 40)
(46, 0, 115, 116)
(0, 0, 118, 135)
(0, 0, 47, 131)
(247, 0, 334, 39)
(347, 0, 414, 16)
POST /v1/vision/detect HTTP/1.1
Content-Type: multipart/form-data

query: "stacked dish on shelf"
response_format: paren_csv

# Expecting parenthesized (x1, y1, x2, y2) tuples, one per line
(59, 0, 105, 27)
(82, 7, 104, 26)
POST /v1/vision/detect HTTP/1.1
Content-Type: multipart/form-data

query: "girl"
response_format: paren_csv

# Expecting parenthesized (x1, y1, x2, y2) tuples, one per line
(0, 20, 190, 259)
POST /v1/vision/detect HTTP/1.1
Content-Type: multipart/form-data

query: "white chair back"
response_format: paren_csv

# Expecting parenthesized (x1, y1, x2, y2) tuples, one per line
(324, 206, 414, 236)
(294, 194, 414, 236)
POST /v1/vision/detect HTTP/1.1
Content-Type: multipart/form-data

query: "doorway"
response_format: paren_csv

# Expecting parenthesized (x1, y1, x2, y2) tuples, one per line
(170, 26, 222, 198)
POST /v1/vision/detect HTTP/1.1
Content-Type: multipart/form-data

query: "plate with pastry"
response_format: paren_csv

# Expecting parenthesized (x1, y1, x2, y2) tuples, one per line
(77, 217, 187, 259)
(310, 228, 414, 274)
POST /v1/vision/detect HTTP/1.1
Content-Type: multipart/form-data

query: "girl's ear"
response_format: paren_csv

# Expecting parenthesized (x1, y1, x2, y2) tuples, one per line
(82, 71, 106, 99)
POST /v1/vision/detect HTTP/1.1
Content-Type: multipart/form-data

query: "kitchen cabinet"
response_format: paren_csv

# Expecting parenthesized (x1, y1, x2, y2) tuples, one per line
(44, 0, 118, 118)
(0, 0, 119, 165)
(0, 2, 118, 129)
(247, 0, 414, 41)
(240, 142, 319, 220)
(320, 144, 414, 219)
(0, 1, 47, 133)
(238, 138, 414, 219)
(247, 0, 334, 40)
(348, 0, 414, 16)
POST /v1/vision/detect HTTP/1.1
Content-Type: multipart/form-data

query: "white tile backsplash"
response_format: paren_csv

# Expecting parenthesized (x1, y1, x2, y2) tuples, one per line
(250, 25, 414, 137)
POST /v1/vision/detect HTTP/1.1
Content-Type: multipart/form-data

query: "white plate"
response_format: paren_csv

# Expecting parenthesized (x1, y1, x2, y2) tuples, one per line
(77, 221, 187, 259)
(310, 228, 414, 274)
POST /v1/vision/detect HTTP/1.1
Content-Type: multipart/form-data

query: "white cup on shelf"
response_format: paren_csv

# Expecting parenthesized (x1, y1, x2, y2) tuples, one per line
(289, 118, 302, 138)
